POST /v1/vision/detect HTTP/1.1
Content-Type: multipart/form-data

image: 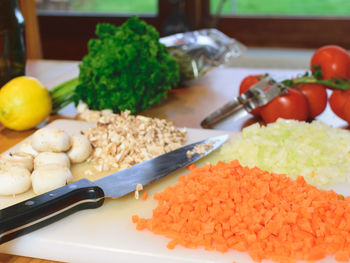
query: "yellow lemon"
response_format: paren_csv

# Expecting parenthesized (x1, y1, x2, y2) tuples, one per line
(0, 76, 52, 131)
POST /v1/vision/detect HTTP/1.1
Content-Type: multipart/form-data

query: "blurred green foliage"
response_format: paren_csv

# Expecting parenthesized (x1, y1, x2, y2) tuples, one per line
(42, 0, 350, 16)
(64, 0, 157, 13)
(211, 0, 350, 16)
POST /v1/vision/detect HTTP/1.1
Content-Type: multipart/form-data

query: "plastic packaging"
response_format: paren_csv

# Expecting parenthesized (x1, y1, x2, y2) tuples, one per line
(160, 29, 246, 82)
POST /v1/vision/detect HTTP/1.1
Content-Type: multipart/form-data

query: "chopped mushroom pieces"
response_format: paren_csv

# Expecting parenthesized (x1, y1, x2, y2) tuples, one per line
(81, 109, 187, 171)
(136, 183, 143, 191)
(186, 141, 214, 159)
(135, 183, 143, 200)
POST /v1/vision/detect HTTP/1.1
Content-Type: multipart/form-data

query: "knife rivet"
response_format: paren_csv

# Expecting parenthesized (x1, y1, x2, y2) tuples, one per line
(25, 200, 34, 206)
(49, 193, 54, 197)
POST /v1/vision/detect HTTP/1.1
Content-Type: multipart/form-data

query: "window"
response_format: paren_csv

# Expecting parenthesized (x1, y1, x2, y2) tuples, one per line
(36, 0, 158, 15)
(205, 0, 350, 50)
(210, 0, 350, 16)
(35, 0, 166, 60)
(35, 0, 350, 60)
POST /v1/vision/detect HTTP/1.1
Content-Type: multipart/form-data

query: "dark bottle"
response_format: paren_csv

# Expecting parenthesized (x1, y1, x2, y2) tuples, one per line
(0, 0, 26, 87)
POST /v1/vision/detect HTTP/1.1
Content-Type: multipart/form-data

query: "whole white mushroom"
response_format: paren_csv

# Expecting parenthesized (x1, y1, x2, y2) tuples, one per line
(19, 140, 39, 157)
(34, 152, 70, 169)
(31, 164, 73, 195)
(0, 166, 32, 196)
(67, 134, 92, 163)
(0, 152, 34, 172)
(31, 127, 71, 152)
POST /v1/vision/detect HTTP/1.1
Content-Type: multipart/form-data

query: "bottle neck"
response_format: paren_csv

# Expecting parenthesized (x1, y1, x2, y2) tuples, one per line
(0, 0, 16, 13)
(0, 0, 24, 27)
(14, 1, 25, 25)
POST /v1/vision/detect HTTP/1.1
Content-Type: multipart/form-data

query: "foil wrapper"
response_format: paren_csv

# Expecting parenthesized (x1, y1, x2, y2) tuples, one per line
(160, 29, 246, 82)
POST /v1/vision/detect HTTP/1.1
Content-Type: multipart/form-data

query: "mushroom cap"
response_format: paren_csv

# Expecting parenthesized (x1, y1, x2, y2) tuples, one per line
(0, 166, 31, 195)
(0, 152, 34, 172)
(34, 152, 70, 169)
(19, 140, 39, 157)
(32, 164, 73, 195)
(67, 134, 92, 163)
(31, 127, 71, 152)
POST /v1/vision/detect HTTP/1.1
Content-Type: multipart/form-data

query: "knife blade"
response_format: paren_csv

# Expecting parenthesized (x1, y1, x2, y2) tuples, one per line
(0, 134, 228, 245)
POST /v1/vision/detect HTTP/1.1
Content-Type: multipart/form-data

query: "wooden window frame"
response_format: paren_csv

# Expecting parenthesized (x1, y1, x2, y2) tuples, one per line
(37, 0, 350, 60)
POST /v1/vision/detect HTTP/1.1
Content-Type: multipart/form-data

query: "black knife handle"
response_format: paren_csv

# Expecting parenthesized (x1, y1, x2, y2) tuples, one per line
(0, 178, 104, 245)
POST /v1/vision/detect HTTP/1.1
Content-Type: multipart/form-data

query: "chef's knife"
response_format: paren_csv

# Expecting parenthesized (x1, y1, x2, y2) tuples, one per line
(0, 134, 228, 245)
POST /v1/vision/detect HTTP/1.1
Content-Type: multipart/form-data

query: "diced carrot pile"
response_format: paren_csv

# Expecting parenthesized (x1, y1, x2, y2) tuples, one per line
(132, 160, 350, 263)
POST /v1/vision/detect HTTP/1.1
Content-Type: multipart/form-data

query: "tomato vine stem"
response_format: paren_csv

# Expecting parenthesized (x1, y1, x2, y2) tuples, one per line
(280, 66, 350, 91)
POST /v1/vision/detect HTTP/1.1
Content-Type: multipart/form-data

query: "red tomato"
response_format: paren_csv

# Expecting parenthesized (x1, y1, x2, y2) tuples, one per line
(342, 96, 350, 124)
(328, 90, 350, 119)
(310, 45, 350, 80)
(293, 83, 328, 119)
(239, 74, 265, 116)
(260, 88, 309, 124)
(239, 75, 265, 94)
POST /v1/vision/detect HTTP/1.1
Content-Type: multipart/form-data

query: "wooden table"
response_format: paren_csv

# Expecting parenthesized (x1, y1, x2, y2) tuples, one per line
(0, 59, 348, 263)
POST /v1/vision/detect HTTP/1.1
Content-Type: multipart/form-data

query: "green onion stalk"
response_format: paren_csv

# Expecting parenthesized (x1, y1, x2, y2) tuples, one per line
(49, 77, 79, 115)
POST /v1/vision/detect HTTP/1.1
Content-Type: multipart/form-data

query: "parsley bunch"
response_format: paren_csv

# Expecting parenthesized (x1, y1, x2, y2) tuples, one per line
(50, 17, 179, 114)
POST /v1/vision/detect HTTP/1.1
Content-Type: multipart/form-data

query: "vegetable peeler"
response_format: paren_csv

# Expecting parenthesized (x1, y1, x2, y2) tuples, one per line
(200, 77, 289, 128)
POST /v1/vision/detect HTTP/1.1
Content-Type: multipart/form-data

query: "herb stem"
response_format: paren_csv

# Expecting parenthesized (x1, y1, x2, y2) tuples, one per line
(49, 77, 79, 114)
(282, 75, 350, 90)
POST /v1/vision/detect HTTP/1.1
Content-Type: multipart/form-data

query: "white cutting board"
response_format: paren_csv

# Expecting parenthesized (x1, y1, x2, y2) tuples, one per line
(0, 120, 343, 263)
(0, 120, 243, 263)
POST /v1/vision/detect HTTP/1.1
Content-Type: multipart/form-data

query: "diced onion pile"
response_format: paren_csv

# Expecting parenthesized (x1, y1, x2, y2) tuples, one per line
(211, 119, 350, 188)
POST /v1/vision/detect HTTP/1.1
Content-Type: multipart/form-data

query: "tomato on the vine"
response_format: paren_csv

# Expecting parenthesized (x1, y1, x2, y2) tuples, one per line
(328, 90, 350, 119)
(237, 45, 350, 125)
(342, 97, 350, 125)
(292, 83, 328, 119)
(239, 74, 265, 116)
(239, 75, 265, 94)
(310, 45, 350, 80)
(260, 88, 309, 124)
